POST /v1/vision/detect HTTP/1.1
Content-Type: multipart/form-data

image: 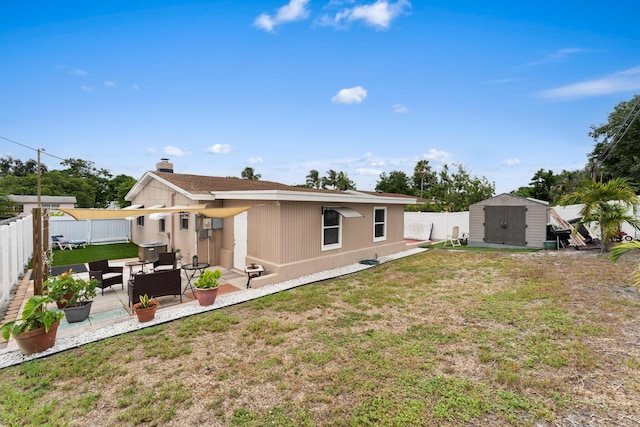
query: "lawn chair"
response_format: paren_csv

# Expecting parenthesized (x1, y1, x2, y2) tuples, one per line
(153, 252, 177, 272)
(51, 235, 87, 250)
(445, 226, 462, 247)
(88, 259, 124, 295)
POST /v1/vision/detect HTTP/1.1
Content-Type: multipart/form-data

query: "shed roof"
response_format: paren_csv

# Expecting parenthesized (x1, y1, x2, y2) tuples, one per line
(469, 193, 549, 208)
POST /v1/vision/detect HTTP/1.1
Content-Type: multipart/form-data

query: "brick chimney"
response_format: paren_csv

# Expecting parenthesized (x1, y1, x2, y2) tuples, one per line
(156, 158, 173, 173)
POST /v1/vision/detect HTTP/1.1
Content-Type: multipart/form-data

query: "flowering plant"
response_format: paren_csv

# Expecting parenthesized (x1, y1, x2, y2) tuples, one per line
(47, 269, 97, 306)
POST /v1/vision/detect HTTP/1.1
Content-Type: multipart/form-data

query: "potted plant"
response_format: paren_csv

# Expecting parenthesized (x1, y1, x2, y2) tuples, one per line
(47, 270, 98, 323)
(193, 269, 221, 306)
(0, 295, 65, 355)
(46, 269, 76, 309)
(132, 294, 159, 323)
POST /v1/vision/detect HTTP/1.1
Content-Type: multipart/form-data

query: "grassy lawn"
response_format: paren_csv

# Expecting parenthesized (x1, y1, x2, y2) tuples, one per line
(30, 243, 139, 267)
(3, 248, 640, 426)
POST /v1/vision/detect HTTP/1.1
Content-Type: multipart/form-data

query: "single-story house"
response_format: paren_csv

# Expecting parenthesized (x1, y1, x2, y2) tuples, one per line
(8, 195, 77, 215)
(468, 193, 549, 249)
(124, 159, 418, 287)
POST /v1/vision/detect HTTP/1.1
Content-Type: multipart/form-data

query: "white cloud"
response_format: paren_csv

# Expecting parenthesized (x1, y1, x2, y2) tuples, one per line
(503, 158, 521, 166)
(254, 0, 310, 33)
(321, 0, 411, 30)
(205, 144, 233, 154)
(392, 103, 408, 113)
(539, 66, 640, 99)
(525, 48, 589, 67)
(421, 149, 449, 163)
(81, 85, 93, 93)
(70, 68, 87, 76)
(356, 167, 384, 175)
(163, 146, 191, 157)
(104, 81, 116, 87)
(247, 157, 263, 165)
(332, 86, 367, 104)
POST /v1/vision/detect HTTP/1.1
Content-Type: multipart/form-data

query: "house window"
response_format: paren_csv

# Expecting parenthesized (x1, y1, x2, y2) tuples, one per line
(180, 212, 189, 230)
(373, 207, 387, 242)
(322, 209, 342, 250)
(159, 218, 165, 233)
(136, 216, 144, 227)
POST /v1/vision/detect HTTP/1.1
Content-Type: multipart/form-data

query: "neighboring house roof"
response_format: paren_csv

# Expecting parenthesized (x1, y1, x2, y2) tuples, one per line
(8, 195, 77, 204)
(126, 171, 416, 205)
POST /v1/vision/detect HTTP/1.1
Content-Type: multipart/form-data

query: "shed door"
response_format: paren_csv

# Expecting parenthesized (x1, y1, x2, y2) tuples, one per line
(484, 206, 526, 246)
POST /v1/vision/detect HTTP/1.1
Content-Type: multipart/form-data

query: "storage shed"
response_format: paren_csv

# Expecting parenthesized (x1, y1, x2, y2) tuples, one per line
(468, 194, 549, 249)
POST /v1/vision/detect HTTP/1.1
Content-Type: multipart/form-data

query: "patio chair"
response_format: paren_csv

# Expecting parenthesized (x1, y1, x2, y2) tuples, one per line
(445, 226, 462, 247)
(88, 259, 124, 295)
(51, 234, 87, 250)
(153, 252, 177, 272)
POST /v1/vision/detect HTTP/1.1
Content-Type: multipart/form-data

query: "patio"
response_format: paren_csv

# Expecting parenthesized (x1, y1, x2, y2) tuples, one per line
(0, 258, 248, 353)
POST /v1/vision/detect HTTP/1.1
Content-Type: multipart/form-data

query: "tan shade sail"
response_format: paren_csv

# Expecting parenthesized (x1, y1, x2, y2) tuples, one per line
(59, 205, 251, 220)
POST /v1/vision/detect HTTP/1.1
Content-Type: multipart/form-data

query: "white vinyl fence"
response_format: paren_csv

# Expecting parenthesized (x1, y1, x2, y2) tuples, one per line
(405, 211, 469, 242)
(0, 215, 131, 307)
(404, 203, 640, 243)
(0, 215, 33, 308)
(50, 216, 131, 245)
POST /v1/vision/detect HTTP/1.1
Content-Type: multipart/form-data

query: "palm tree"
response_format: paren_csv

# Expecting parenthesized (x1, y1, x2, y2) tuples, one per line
(305, 169, 321, 188)
(560, 178, 639, 252)
(322, 170, 339, 189)
(610, 240, 640, 288)
(241, 167, 261, 180)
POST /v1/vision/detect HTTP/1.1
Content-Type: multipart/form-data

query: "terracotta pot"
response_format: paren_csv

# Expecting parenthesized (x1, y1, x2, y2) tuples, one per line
(14, 319, 61, 355)
(194, 287, 219, 306)
(56, 292, 75, 309)
(133, 301, 159, 323)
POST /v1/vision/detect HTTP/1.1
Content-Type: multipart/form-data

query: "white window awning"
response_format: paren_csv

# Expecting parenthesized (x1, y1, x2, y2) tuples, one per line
(324, 206, 363, 218)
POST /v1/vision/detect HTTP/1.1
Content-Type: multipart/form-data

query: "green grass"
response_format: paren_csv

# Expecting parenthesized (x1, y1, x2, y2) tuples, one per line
(4, 249, 640, 426)
(38, 243, 139, 267)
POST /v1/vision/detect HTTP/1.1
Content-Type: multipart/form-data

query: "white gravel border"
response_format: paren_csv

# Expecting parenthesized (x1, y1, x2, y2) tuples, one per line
(0, 247, 427, 369)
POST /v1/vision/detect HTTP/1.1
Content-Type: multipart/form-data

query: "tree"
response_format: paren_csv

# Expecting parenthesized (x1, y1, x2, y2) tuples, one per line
(0, 156, 135, 209)
(528, 169, 557, 201)
(60, 158, 112, 207)
(411, 160, 437, 198)
(322, 170, 339, 189)
(376, 171, 412, 194)
(241, 167, 261, 180)
(588, 95, 640, 184)
(305, 169, 321, 189)
(560, 178, 639, 252)
(610, 240, 640, 289)
(0, 155, 46, 177)
(334, 171, 356, 191)
(106, 175, 137, 208)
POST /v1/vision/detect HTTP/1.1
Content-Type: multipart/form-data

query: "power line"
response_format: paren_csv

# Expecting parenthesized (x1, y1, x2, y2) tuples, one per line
(597, 96, 640, 165)
(0, 135, 67, 162)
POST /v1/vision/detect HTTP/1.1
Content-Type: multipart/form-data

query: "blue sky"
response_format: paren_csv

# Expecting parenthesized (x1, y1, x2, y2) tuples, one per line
(2, 1, 639, 194)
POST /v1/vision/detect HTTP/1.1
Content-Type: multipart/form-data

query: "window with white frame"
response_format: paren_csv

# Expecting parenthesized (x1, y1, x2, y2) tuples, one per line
(180, 212, 189, 230)
(136, 216, 144, 227)
(322, 209, 342, 250)
(373, 207, 386, 242)
(159, 218, 165, 233)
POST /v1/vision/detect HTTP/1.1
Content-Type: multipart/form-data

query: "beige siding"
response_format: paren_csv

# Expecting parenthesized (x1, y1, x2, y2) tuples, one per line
(129, 179, 412, 284)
